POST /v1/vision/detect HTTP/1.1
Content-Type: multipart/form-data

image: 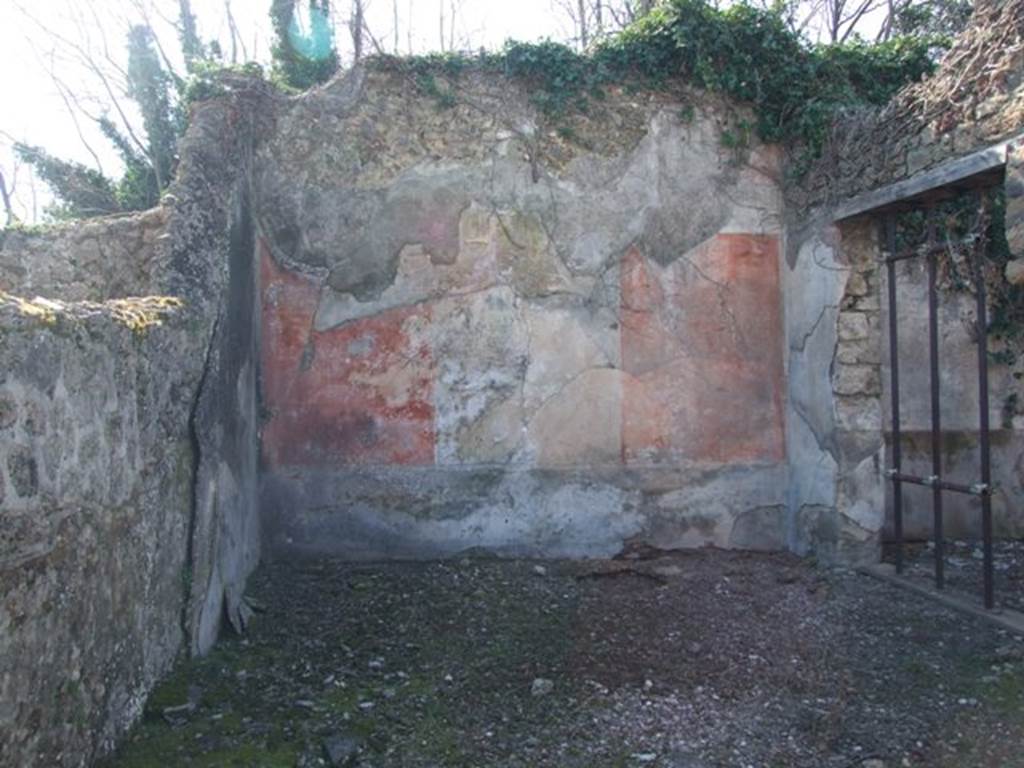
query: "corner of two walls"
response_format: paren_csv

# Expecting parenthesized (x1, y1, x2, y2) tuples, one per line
(162, 92, 267, 657)
(184, 178, 262, 656)
(782, 210, 886, 565)
(0, 92, 265, 765)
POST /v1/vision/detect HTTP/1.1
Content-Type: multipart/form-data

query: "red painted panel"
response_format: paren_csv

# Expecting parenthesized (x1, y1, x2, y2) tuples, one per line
(260, 242, 435, 467)
(621, 235, 785, 464)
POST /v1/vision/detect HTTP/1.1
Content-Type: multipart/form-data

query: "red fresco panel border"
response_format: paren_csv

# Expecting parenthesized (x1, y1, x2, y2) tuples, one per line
(260, 241, 436, 468)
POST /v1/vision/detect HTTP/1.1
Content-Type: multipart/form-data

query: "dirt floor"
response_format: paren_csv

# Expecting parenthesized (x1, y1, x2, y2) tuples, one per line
(884, 539, 1024, 614)
(102, 550, 1024, 768)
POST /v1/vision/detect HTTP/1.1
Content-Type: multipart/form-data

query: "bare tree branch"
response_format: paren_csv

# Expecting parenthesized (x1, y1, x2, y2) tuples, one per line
(0, 169, 18, 227)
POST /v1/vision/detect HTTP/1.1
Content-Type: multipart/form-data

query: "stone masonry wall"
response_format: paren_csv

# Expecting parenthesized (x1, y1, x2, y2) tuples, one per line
(784, 0, 1024, 561)
(0, 207, 170, 302)
(783, 217, 886, 563)
(0, 296, 193, 765)
(257, 69, 789, 559)
(0, 88, 265, 766)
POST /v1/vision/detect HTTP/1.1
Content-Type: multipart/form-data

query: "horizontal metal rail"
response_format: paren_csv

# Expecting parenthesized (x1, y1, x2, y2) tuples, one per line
(885, 470, 990, 497)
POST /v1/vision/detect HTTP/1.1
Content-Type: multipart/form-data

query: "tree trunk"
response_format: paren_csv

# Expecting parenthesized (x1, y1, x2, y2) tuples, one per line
(439, 0, 446, 51)
(393, 0, 400, 53)
(0, 169, 18, 227)
(351, 0, 364, 62)
(577, 0, 589, 48)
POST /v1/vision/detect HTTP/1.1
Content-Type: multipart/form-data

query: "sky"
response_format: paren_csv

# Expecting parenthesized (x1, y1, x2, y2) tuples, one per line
(0, 0, 570, 223)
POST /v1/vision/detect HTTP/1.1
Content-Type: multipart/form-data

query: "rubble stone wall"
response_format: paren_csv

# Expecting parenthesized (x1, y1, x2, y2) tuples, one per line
(0, 92, 263, 767)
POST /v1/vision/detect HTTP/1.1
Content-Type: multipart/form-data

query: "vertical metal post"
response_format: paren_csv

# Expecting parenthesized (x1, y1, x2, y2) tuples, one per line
(885, 214, 904, 573)
(975, 193, 995, 610)
(927, 207, 945, 590)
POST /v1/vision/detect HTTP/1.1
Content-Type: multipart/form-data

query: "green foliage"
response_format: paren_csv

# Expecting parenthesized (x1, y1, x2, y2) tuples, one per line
(981, 191, 1024, 368)
(17, 23, 183, 222)
(270, 0, 339, 90)
(97, 117, 157, 213)
(13, 143, 120, 219)
(894, 189, 1024, 369)
(181, 61, 267, 107)
(893, 0, 973, 38)
(177, 0, 204, 71)
(127, 25, 178, 198)
(385, 0, 942, 153)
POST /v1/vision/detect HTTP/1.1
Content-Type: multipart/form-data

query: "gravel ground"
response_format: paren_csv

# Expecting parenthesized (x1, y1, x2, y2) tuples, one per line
(103, 550, 1024, 768)
(884, 540, 1024, 613)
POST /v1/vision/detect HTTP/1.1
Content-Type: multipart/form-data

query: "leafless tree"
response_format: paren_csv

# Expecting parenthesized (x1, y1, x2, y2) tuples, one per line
(13, 1, 152, 169)
(553, 0, 664, 48)
(351, 0, 366, 61)
(0, 133, 30, 226)
(224, 0, 248, 63)
(437, 0, 468, 53)
(551, 0, 589, 49)
(1, 169, 18, 227)
(393, 0, 400, 53)
(819, 0, 888, 43)
(439, 0, 446, 51)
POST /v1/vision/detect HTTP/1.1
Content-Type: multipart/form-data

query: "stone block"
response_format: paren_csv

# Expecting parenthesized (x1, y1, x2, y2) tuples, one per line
(838, 312, 871, 341)
(1006, 260, 1024, 286)
(833, 364, 881, 397)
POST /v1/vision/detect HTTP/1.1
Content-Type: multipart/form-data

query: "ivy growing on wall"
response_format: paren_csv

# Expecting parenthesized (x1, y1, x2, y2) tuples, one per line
(893, 190, 1024, 380)
(381, 0, 942, 154)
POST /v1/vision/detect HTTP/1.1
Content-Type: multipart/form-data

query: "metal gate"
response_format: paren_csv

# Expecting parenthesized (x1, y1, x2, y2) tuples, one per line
(882, 194, 996, 610)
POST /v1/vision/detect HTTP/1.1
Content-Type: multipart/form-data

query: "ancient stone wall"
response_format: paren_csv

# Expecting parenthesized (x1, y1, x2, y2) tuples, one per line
(0, 296, 194, 765)
(0, 90, 264, 766)
(784, 0, 1024, 559)
(791, 0, 1024, 214)
(257, 69, 789, 559)
(0, 207, 170, 302)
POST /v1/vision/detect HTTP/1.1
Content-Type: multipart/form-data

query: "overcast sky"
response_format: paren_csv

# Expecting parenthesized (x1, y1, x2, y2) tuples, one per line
(0, 0, 574, 222)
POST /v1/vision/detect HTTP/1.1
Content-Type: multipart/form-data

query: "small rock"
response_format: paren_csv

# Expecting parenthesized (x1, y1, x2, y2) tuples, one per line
(323, 734, 360, 767)
(652, 564, 683, 578)
(995, 645, 1024, 661)
(533, 565, 548, 576)
(860, 760, 885, 768)
(161, 702, 195, 721)
(531, 678, 554, 696)
(1006, 260, 1024, 286)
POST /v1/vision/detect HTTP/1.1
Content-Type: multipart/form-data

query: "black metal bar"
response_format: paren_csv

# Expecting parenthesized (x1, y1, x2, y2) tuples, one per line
(927, 208, 945, 590)
(886, 214, 905, 574)
(974, 193, 995, 610)
(885, 236, 981, 264)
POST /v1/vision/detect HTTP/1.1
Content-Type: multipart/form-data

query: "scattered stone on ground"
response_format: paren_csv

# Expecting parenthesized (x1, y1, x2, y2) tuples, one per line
(102, 550, 1024, 768)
